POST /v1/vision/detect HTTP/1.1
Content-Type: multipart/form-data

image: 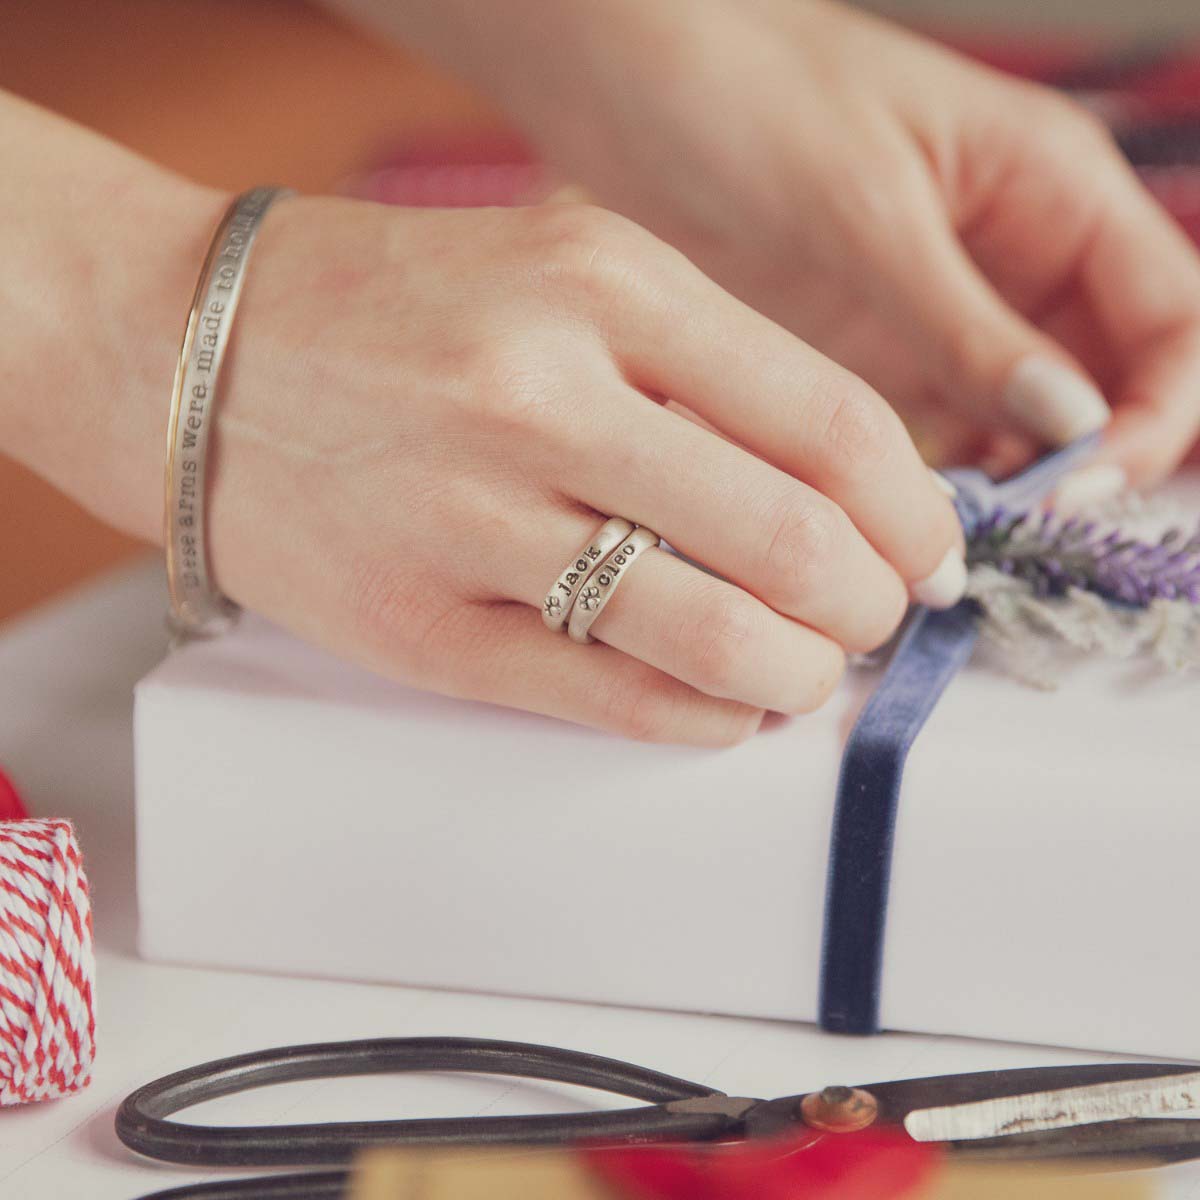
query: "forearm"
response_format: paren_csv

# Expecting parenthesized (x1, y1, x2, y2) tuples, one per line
(321, 0, 691, 145)
(0, 91, 221, 543)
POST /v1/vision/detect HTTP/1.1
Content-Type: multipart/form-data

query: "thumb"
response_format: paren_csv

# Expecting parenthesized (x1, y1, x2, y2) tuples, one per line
(870, 208, 1110, 448)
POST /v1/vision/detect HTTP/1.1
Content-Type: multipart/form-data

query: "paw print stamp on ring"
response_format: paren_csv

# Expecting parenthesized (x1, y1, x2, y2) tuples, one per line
(541, 518, 634, 633)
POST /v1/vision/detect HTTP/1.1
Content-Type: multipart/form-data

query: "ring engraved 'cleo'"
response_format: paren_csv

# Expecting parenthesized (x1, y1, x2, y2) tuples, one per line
(542, 518, 635, 632)
(567, 526, 661, 645)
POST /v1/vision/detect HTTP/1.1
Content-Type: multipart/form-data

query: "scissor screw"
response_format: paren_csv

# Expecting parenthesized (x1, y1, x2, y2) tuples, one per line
(800, 1085, 879, 1133)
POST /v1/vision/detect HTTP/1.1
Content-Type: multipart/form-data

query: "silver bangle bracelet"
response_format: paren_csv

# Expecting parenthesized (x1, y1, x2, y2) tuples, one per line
(163, 186, 292, 641)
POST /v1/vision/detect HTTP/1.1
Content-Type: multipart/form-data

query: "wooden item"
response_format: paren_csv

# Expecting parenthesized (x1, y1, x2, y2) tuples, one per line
(349, 1146, 1153, 1200)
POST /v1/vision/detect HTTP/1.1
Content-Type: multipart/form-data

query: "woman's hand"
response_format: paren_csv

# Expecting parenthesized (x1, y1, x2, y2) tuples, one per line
(181, 195, 963, 744)
(361, 0, 1200, 501)
(0, 95, 962, 745)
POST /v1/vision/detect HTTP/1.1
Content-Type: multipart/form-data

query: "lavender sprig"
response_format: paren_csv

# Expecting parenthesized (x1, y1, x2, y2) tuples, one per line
(967, 507, 1200, 607)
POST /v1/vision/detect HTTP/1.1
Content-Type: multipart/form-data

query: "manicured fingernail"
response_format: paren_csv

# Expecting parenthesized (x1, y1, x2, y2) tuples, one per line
(1004, 356, 1110, 445)
(930, 469, 957, 498)
(929, 470, 967, 552)
(911, 548, 968, 610)
(1053, 464, 1127, 514)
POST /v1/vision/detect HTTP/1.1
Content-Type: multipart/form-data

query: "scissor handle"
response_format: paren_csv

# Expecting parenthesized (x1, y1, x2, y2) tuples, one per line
(132, 1172, 349, 1200)
(116, 1036, 742, 1168)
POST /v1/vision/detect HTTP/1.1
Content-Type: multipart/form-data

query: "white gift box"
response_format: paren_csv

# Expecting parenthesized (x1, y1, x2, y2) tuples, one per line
(134, 482, 1200, 1059)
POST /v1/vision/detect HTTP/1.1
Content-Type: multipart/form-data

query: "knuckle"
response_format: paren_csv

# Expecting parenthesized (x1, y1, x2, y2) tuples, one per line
(345, 557, 426, 652)
(468, 337, 571, 436)
(762, 493, 840, 606)
(675, 589, 758, 696)
(1024, 87, 1116, 156)
(531, 203, 657, 314)
(1056, 99, 1114, 147)
(790, 643, 847, 715)
(943, 313, 998, 379)
(537, 203, 632, 276)
(823, 161, 907, 231)
(864, 580, 909, 653)
(708, 706, 766, 749)
(818, 379, 897, 474)
(1070, 107, 1117, 153)
(537, 200, 621, 246)
(840, 586, 908, 658)
(602, 669, 679, 744)
(1124, 438, 1188, 491)
(343, 556, 462, 677)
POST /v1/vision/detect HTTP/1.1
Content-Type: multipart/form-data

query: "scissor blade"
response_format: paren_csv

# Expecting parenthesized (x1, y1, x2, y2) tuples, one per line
(904, 1070, 1200, 1143)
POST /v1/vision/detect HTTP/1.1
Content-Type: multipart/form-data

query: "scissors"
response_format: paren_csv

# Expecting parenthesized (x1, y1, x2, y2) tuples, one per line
(116, 1035, 1200, 1199)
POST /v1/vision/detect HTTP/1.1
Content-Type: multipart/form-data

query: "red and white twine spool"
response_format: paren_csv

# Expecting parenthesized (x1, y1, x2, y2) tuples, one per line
(0, 818, 96, 1105)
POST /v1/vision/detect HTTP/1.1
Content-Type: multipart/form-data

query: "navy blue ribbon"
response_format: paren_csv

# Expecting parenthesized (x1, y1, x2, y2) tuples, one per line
(817, 436, 1102, 1036)
(818, 603, 979, 1035)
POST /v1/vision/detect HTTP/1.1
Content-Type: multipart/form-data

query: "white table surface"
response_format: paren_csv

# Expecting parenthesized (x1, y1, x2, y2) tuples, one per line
(2, 560, 1199, 1199)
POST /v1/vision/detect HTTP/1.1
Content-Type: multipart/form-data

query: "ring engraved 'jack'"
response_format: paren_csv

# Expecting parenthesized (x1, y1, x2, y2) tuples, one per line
(567, 526, 661, 644)
(542, 517, 635, 632)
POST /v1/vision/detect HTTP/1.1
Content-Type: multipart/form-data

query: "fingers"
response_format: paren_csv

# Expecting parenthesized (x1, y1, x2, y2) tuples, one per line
(500, 505, 847, 714)
(1034, 124, 1200, 363)
(1055, 160, 1200, 486)
(445, 602, 765, 748)
(1089, 324, 1200, 487)
(590, 223, 965, 601)
(840, 176, 1112, 451)
(553, 387, 916, 645)
(959, 94, 1200, 485)
(587, 548, 846, 714)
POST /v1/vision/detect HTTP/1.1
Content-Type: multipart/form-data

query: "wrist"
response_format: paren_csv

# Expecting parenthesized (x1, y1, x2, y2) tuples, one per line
(104, 174, 232, 547)
(0, 117, 228, 545)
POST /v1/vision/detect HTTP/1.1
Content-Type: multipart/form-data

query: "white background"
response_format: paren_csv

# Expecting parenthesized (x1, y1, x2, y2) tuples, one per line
(4, 563, 1200, 1199)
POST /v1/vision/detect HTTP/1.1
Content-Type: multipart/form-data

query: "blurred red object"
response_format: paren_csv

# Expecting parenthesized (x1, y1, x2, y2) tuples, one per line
(344, 37, 1200, 250)
(585, 1129, 940, 1200)
(343, 133, 550, 208)
(0, 767, 28, 820)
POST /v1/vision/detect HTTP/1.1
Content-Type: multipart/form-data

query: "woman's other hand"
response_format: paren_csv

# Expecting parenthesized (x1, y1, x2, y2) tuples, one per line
(361, 0, 1200, 501)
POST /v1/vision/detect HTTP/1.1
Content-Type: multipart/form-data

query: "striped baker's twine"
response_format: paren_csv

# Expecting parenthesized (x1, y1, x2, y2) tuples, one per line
(0, 819, 96, 1105)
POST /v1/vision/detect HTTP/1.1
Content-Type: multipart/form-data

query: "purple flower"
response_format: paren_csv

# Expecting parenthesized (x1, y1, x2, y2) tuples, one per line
(967, 507, 1200, 608)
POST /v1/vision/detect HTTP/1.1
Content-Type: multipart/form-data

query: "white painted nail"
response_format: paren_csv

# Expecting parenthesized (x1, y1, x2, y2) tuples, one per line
(1004, 356, 1111, 445)
(911, 547, 968, 610)
(1052, 464, 1127, 514)
(930, 469, 957, 498)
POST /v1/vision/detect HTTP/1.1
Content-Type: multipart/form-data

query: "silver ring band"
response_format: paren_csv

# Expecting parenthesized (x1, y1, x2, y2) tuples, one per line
(567, 526, 661, 644)
(164, 186, 293, 640)
(542, 517, 634, 632)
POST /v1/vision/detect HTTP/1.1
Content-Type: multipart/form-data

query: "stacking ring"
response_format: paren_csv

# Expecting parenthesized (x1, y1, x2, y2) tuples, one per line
(567, 526, 661, 644)
(542, 518, 635, 632)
